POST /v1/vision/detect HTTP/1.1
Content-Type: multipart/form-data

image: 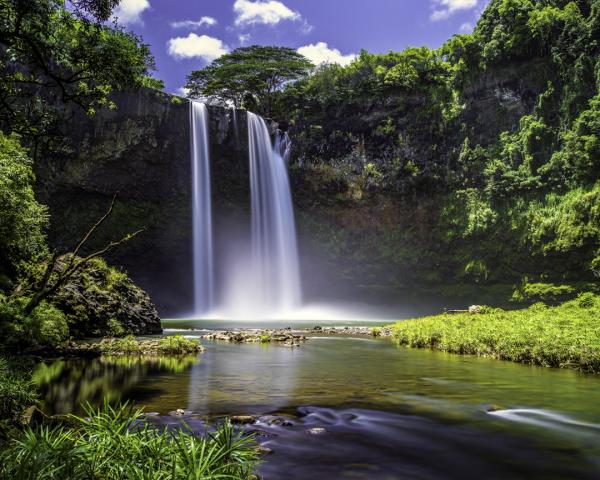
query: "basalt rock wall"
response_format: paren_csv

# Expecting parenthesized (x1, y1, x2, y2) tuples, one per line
(35, 89, 251, 315)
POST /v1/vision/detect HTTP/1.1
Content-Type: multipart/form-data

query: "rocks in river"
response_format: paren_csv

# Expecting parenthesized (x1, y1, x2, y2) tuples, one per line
(175, 409, 186, 416)
(260, 415, 294, 427)
(483, 404, 504, 413)
(230, 415, 256, 424)
(308, 326, 392, 337)
(203, 329, 306, 345)
(257, 445, 273, 455)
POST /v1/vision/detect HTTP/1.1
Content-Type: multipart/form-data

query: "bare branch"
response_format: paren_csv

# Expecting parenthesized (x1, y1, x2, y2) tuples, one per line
(68, 194, 118, 274)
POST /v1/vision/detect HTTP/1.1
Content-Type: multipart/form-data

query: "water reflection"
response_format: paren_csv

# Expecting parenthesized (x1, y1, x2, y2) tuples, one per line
(35, 336, 600, 423)
(33, 336, 600, 478)
(186, 343, 301, 414)
(34, 355, 198, 415)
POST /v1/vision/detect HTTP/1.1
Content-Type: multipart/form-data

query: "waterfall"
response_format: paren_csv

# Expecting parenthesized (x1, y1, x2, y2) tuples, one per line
(248, 112, 302, 312)
(190, 101, 214, 315)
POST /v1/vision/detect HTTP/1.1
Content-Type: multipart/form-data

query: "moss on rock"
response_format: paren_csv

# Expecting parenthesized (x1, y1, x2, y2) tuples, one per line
(49, 256, 162, 338)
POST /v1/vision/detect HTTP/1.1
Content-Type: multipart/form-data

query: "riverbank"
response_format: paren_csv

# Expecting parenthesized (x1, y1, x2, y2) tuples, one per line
(389, 293, 600, 373)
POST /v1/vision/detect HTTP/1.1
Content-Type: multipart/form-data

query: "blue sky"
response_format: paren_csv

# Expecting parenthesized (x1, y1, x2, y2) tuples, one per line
(111, 0, 489, 95)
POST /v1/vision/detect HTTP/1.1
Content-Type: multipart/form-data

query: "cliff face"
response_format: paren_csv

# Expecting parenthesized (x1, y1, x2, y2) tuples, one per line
(35, 90, 250, 315)
(32, 56, 581, 314)
(286, 58, 566, 305)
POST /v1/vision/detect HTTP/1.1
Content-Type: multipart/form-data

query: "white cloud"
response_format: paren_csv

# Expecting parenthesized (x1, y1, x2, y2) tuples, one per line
(175, 87, 190, 97)
(167, 34, 229, 61)
(459, 22, 474, 32)
(113, 0, 150, 25)
(431, 0, 478, 21)
(238, 33, 251, 45)
(233, 0, 300, 26)
(297, 42, 356, 67)
(170, 16, 217, 29)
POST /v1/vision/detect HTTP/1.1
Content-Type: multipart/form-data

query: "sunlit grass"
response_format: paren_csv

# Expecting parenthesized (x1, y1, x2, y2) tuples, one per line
(390, 293, 600, 373)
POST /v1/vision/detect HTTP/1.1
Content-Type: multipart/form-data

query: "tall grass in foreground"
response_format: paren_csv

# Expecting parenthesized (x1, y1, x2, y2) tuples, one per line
(0, 403, 259, 480)
(390, 293, 600, 373)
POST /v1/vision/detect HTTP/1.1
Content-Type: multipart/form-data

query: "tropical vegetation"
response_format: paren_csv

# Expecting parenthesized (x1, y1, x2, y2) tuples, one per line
(390, 293, 600, 372)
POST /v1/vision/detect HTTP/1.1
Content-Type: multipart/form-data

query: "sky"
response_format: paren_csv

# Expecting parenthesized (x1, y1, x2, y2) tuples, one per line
(110, 0, 490, 95)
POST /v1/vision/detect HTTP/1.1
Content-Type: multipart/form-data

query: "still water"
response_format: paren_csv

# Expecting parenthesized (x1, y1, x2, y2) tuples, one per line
(34, 332, 600, 479)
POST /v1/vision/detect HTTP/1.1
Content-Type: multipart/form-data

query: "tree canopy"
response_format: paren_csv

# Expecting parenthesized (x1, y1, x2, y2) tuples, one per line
(185, 45, 313, 115)
(0, 0, 162, 139)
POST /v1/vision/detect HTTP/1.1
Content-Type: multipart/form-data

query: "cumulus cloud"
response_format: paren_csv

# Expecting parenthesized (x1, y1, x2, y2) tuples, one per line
(167, 34, 229, 61)
(297, 42, 356, 67)
(459, 22, 474, 32)
(431, 0, 478, 21)
(175, 87, 190, 97)
(233, 0, 300, 26)
(170, 16, 217, 29)
(112, 0, 150, 25)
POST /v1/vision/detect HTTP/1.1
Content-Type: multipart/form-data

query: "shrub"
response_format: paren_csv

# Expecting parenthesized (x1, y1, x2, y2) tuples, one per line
(511, 282, 575, 304)
(99, 335, 142, 355)
(158, 335, 203, 354)
(0, 298, 68, 348)
(0, 402, 260, 479)
(0, 357, 37, 433)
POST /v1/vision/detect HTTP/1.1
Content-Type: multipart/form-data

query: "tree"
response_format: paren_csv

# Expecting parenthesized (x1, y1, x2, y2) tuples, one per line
(0, 0, 162, 140)
(185, 45, 313, 116)
(0, 132, 48, 278)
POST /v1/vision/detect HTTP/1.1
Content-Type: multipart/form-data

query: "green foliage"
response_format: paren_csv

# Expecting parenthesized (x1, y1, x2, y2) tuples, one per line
(99, 335, 142, 355)
(97, 335, 202, 355)
(390, 293, 600, 372)
(157, 335, 202, 355)
(0, 357, 38, 431)
(0, 0, 161, 137)
(0, 297, 68, 348)
(284, 0, 600, 295)
(511, 282, 576, 303)
(259, 334, 272, 343)
(185, 45, 313, 115)
(0, 133, 48, 275)
(0, 402, 260, 479)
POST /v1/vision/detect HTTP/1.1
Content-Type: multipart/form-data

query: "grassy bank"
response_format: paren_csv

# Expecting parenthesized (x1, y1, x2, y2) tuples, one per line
(389, 293, 600, 373)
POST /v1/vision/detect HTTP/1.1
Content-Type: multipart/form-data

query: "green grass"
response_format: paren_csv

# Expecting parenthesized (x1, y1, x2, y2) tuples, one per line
(157, 335, 203, 354)
(0, 402, 260, 479)
(98, 335, 203, 355)
(389, 293, 600, 373)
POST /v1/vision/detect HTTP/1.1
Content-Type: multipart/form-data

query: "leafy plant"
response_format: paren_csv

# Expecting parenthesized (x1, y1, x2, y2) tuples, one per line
(157, 335, 203, 354)
(0, 402, 260, 479)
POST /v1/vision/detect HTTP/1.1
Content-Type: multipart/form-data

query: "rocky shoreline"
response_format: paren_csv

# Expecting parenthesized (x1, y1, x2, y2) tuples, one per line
(201, 325, 392, 345)
(25, 325, 391, 359)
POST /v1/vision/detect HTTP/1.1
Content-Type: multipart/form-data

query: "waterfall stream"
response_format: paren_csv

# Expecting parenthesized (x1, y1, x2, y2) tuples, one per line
(190, 101, 214, 315)
(247, 112, 302, 312)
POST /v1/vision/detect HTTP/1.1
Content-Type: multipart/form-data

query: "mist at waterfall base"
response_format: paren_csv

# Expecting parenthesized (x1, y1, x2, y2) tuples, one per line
(185, 102, 413, 323)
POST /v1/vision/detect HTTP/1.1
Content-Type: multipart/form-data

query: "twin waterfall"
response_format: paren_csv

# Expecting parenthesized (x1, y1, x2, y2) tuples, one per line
(189, 102, 302, 317)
